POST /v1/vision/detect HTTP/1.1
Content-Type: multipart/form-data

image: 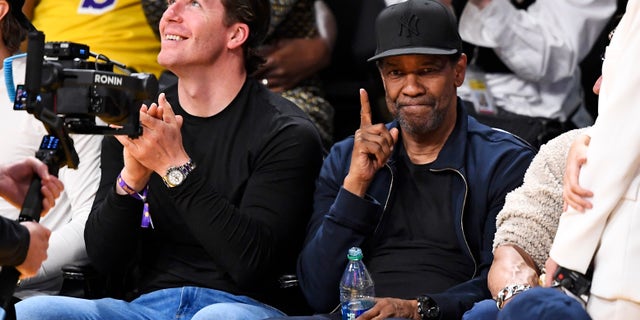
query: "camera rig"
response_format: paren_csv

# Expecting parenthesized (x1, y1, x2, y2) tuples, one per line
(0, 30, 159, 320)
(16, 33, 158, 139)
(12, 31, 158, 169)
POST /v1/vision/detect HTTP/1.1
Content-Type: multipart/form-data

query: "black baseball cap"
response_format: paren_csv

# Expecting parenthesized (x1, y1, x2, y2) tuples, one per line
(8, 0, 35, 31)
(368, 0, 462, 62)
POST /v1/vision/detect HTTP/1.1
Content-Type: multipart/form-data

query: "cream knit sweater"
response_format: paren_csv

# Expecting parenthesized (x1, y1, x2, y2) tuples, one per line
(493, 128, 586, 271)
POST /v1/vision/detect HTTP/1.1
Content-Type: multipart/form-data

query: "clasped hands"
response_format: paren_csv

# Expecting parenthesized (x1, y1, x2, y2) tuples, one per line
(115, 93, 190, 191)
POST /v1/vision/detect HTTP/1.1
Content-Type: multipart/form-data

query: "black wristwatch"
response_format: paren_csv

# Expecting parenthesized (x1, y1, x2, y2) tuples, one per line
(417, 295, 440, 319)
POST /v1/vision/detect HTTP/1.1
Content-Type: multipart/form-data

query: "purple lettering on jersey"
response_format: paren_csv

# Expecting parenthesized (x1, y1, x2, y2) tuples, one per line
(80, 0, 116, 10)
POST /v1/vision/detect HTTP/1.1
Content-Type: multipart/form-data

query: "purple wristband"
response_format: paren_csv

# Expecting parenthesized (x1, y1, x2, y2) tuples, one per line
(117, 173, 153, 229)
(117, 174, 145, 200)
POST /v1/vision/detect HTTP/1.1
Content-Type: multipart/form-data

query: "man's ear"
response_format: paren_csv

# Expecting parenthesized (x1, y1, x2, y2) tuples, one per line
(227, 23, 249, 50)
(454, 53, 467, 87)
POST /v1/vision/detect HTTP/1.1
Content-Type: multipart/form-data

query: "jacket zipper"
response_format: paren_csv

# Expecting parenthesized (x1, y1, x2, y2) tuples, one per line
(373, 163, 394, 234)
(430, 167, 478, 279)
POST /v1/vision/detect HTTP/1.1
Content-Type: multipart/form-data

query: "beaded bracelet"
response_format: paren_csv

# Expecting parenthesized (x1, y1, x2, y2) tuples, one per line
(117, 173, 153, 229)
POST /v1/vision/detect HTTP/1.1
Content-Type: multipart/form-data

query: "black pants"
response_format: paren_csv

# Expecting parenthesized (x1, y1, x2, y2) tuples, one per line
(465, 102, 575, 150)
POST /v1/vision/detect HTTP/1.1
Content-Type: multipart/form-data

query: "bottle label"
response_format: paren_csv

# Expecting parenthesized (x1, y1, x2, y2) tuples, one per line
(341, 299, 375, 320)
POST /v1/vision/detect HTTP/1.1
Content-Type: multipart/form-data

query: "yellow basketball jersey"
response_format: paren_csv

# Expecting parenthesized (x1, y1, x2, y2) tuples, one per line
(32, 0, 163, 77)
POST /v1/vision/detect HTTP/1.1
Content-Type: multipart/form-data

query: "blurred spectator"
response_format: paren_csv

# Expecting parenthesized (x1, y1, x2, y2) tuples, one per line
(23, 0, 163, 77)
(320, 0, 387, 142)
(453, 0, 616, 148)
(255, 0, 336, 149)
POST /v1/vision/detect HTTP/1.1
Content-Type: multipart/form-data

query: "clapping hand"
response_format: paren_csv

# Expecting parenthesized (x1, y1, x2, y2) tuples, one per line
(116, 93, 188, 188)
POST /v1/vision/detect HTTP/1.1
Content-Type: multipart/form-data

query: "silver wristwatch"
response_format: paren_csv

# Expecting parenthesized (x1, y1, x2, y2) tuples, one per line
(495, 284, 531, 310)
(162, 159, 196, 188)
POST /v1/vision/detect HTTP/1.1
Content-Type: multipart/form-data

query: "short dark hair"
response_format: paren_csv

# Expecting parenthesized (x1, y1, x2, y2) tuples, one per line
(2, 11, 27, 54)
(221, 0, 270, 74)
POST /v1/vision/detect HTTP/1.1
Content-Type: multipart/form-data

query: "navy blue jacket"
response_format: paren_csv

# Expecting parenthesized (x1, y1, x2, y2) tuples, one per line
(297, 100, 536, 319)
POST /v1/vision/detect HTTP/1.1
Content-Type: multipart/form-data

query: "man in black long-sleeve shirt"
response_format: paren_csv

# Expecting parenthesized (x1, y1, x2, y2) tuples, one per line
(16, 0, 324, 319)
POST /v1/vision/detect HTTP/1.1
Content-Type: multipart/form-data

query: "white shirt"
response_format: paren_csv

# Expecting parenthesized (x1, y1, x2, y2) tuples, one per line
(0, 56, 101, 297)
(458, 0, 616, 123)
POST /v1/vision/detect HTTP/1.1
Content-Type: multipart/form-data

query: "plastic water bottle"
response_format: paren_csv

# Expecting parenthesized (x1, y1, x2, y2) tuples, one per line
(339, 247, 375, 320)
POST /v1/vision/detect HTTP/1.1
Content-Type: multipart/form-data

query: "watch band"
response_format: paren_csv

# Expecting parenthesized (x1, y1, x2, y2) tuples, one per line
(495, 284, 531, 310)
(417, 295, 440, 319)
(162, 159, 196, 188)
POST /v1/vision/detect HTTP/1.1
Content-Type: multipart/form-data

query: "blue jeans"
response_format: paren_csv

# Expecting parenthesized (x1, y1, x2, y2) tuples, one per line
(462, 287, 591, 320)
(266, 316, 410, 320)
(462, 298, 498, 320)
(15, 286, 286, 320)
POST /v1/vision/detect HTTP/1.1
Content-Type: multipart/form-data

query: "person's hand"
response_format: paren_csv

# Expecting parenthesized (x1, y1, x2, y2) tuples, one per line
(16, 221, 51, 279)
(562, 134, 593, 212)
(543, 257, 560, 287)
(115, 100, 168, 191)
(357, 297, 419, 320)
(115, 93, 189, 178)
(488, 245, 539, 298)
(343, 89, 399, 197)
(0, 157, 64, 216)
(254, 37, 331, 92)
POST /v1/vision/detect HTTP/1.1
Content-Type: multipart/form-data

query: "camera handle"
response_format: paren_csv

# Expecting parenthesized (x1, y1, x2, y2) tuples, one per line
(0, 134, 69, 320)
(0, 176, 47, 320)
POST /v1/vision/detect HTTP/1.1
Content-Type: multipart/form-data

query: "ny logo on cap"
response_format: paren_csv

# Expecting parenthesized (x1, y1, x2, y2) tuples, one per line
(399, 13, 420, 38)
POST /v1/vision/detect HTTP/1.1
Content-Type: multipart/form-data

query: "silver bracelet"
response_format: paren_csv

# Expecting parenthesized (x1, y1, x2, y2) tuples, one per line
(495, 284, 531, 310)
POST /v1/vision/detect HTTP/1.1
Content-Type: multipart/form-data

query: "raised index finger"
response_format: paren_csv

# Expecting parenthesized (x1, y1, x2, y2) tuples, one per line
(359, 88, 373, 129)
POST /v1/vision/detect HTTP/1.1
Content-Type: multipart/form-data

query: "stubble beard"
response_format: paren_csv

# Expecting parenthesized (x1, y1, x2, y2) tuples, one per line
(393, 101, 447, 136)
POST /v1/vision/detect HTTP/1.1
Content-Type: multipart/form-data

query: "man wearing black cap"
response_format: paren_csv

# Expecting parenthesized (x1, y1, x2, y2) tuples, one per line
(290, 0, 536, 319)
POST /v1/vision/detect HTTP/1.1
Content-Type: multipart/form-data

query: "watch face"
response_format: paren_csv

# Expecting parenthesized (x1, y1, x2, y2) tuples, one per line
(167, 169, 185, 186)
(417, 296, 440, 319)
(427, 306, 440, 318)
